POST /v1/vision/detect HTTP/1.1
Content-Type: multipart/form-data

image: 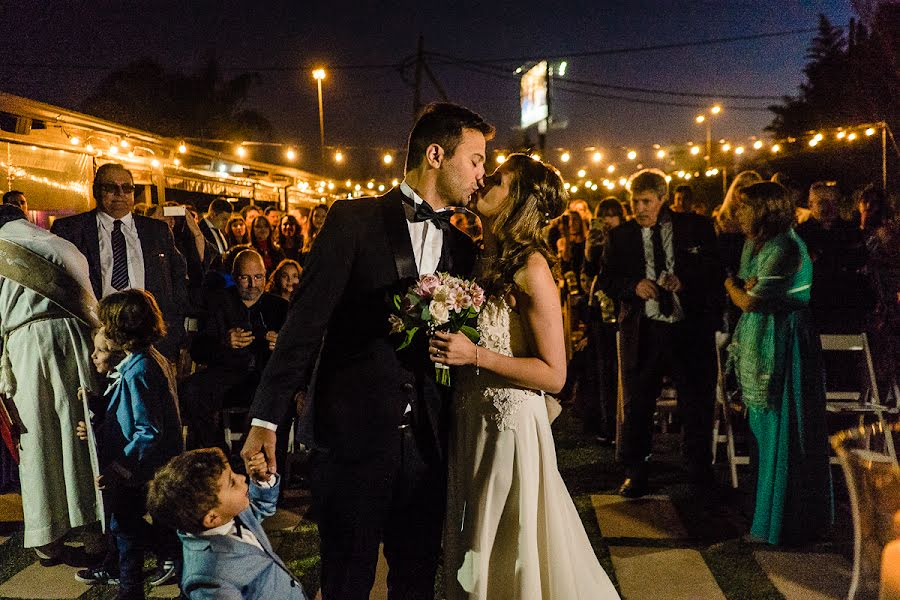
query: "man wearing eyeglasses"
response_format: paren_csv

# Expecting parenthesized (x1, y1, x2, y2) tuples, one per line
(180, 249, 288, 458)
(51, 163, 189, 360)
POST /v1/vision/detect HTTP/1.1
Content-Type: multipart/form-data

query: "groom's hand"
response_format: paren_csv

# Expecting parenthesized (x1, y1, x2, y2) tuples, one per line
(241, 426, 277, 475)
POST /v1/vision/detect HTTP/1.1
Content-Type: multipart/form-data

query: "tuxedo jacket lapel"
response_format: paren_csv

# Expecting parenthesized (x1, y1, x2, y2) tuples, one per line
(381, 189, 418, 281)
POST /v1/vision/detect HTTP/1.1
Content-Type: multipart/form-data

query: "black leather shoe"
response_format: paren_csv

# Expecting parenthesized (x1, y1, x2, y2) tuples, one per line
(618, 477, 648, 498)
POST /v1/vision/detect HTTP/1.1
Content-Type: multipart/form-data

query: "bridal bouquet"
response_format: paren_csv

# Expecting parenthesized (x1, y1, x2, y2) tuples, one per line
(389, 272, 485, 385)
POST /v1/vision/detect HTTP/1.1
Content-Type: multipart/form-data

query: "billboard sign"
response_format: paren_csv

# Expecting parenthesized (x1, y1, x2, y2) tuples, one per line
(520, 61, 549, 129)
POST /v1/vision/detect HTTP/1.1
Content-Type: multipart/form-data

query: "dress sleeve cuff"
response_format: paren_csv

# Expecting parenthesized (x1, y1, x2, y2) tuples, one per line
(250, 418, 278, 432)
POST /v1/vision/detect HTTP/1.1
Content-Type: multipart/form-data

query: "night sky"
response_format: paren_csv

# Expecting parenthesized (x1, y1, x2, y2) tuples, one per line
(0, 1, 855, 170)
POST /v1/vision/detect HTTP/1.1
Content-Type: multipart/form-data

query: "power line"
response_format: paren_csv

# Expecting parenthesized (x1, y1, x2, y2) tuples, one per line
(428, 53, 781, 101)
(438, 60, 770, 112)
(430, 27, 819, 64)
(0, 61, 407, 72)
(1, 27, 818, 75)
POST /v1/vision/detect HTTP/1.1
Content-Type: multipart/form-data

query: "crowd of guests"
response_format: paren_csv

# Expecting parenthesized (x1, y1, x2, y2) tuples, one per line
(557, 167, 899, 547)
(0, 155, 898, 598)
(0, 167, 322, 599)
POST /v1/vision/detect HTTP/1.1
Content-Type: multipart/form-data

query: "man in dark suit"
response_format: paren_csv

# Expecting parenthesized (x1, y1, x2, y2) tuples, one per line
(181, 249, 288, 458)
(600, 169, 723, 498)
(199, 197, 232, 258)
(51, 163, 188, 360)
(241, 103, 493, 599)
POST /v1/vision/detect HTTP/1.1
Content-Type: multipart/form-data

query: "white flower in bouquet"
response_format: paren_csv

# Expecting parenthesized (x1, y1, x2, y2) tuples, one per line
(429, 300, 450, 325)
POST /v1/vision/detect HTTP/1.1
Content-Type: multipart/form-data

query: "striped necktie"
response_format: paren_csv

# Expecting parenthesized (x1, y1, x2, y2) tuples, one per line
(111, 219, 129, 290)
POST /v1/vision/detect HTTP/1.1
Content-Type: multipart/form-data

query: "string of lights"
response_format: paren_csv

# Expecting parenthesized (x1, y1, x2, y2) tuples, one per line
(49, 117, 892, 200)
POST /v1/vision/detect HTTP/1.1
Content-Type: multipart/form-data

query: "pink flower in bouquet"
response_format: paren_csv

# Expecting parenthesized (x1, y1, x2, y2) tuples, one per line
(415, 273, 441, 298)
(470, 284, 485, 308)
(388, 272, 485, 386)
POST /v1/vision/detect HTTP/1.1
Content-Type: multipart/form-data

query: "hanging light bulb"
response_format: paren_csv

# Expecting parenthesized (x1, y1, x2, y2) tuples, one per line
(592, 151, 603, 163)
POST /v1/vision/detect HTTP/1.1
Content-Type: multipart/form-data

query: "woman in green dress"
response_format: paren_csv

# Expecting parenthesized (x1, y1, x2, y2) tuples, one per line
(725, 181, 833, 545)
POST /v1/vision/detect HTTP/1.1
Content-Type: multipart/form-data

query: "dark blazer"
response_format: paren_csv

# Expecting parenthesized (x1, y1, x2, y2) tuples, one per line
(190, 288, 288, 372)
(600, 210, 723, 367)
(51, 209, 189, 358)
(249, 188, 476, 463)
(199, 218, 227, 255)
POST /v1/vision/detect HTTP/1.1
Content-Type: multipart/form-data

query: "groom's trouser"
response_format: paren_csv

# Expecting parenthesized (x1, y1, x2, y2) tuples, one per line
(313, 425, 445, 600)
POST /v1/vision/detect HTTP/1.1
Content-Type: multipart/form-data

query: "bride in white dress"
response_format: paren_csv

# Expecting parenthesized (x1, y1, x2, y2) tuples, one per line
(429, 154, 620, 600)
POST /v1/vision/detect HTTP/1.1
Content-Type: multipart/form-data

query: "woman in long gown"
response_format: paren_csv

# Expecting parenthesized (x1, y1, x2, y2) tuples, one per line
(725, 181, 833, 545)
(429, 154, 620, 599)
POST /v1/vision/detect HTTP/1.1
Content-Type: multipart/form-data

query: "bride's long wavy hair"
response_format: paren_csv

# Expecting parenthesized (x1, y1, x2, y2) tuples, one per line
(481, 153, 567, 297)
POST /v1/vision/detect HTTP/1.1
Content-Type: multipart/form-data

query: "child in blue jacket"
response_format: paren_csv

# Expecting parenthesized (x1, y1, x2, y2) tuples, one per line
(147, 447, 307, 599)
(78, 289, 183, 600)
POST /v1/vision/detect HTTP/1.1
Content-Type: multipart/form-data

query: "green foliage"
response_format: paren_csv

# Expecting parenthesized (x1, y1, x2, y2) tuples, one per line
(80, 57, 273, 141)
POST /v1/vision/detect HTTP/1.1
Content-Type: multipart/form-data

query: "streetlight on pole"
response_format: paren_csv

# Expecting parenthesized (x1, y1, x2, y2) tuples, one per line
(312, 68, 327, 164)
(695, 105, 722, 167)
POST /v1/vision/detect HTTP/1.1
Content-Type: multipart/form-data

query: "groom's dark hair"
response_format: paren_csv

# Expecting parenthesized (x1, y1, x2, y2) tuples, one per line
(405, 102, 494, 173)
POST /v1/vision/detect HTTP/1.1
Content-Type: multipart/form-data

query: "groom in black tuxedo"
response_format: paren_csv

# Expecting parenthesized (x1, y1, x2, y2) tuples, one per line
(241, 103, 493, 599)
(600, 169, 723, 498)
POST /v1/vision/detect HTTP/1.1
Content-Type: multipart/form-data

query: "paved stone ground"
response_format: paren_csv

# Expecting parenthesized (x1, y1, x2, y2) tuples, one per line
(0, 412, 856, 599)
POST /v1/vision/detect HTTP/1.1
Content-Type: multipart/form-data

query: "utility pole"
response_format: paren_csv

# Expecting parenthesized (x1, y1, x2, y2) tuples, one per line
(413, 35, 424, 118)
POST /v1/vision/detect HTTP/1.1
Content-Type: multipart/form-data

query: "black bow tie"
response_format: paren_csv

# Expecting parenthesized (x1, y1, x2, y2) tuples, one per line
(403, 196, 454, 231)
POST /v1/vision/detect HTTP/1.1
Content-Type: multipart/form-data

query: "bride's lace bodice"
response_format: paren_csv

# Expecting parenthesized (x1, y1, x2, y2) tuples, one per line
(455, 296, 542, 431)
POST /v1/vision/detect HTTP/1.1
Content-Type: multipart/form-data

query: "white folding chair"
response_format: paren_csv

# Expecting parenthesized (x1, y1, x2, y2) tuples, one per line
(822, 333, 897, 463)
(711, 331, 749, 488)
(222, 407, 249, 453)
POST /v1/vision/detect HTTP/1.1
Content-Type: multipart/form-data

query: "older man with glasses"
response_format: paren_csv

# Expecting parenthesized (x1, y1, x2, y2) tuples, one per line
(179, 249, 289, 461)
(51, 163, 189, 360)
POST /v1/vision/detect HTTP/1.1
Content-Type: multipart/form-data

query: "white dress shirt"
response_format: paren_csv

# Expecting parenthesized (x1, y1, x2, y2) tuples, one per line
(399, 181, 444, 276)
(198, 475, 277, 551)
(96, 211, 144, 297)
(640, 216, 684, 323)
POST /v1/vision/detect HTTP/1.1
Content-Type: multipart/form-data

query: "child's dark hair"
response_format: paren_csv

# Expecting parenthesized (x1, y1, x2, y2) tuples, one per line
(98, 289, 166, 351)
(146, 448, 228, 534)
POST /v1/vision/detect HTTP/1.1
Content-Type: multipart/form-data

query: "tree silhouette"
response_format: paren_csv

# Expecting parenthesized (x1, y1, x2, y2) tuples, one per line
(81, 58, 273, 142)
(768, 11, 899, 137)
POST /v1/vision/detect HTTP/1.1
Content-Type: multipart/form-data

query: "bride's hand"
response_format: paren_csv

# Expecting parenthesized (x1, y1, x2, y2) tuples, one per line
(429, 331, 477, 366)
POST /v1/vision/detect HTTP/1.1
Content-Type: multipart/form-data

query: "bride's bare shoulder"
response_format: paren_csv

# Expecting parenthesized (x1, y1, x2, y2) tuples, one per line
(512, 253, 557, 306)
